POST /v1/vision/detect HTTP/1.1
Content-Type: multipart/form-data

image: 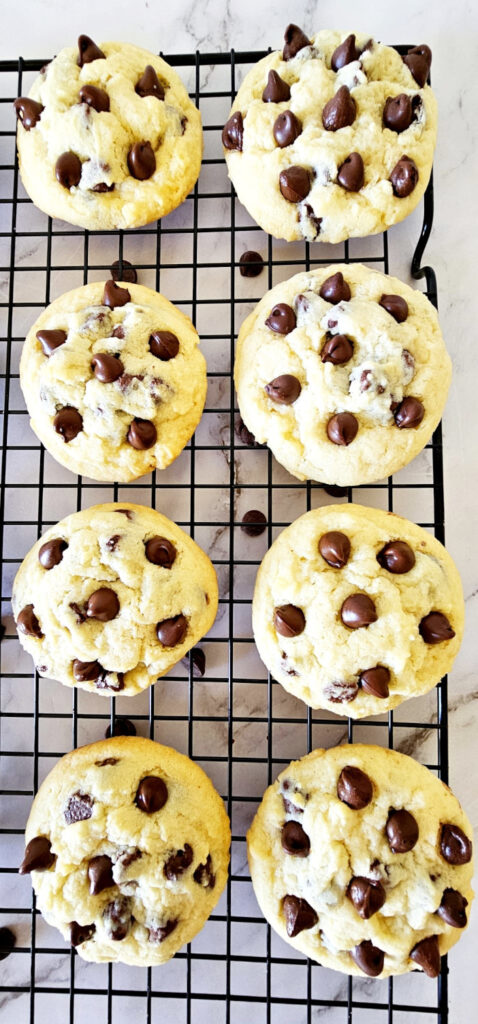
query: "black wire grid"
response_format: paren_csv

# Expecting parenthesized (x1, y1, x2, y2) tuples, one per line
(0, 46, 450, 1024)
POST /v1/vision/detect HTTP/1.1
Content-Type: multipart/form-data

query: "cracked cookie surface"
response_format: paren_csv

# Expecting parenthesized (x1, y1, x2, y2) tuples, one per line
(252, 504, 464, 718)
(20, 281, 207, 482)
(247, 744, 473, 978)
(14, 38, 202, 230)
(12, 502, 218, 696)
(19, 737, 230, 965)
(234, 263, 450, 486)
(223, 28, 436, 242)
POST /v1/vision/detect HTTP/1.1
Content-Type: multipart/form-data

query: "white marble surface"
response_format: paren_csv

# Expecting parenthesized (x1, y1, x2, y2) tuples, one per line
(0, 1, 477, 1021)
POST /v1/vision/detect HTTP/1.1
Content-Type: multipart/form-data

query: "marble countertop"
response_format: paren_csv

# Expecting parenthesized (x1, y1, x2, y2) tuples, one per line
(0, 1, 476, 1021)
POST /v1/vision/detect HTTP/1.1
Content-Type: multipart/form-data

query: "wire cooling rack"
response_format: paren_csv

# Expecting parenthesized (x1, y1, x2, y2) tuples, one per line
(0, 46, 449, 1024)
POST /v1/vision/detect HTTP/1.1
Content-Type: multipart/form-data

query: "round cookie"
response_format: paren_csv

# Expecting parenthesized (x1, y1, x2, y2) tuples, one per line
(252, 504, 464, 718)
(247, 744, 474, 979)
(235, 263, 450, 486)
(14, 36, 202, 230)
(223, 26, 436, 243)
(12, 502, 218, 697)
(19, 737, 230, 965)
(20, 281, 207, 482)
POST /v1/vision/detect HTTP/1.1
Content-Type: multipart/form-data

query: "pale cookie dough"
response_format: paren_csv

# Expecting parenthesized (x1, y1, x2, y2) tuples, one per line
(20, 280, 207, 482)
(235, 263, 450, 486)
(252, 504, 464, 718)
(14, 36, 202, 230)
(247, 744, 474, 979)
(19, 737, 230, 965)
(223, 26, 436, 242)
(12, 502, 218, 697)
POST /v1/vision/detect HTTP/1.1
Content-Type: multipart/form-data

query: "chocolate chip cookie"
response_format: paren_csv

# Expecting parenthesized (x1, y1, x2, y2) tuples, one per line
(20, 281, 206, 482)
(223, 27, 436, 242)
(19, 736, 230, 965)
(12, 503, 218, 696)
(252, 504, 464, 717)
(14, 36, 202, 230)
(247, 744, 473, 978)
(234, 263, 450, 486)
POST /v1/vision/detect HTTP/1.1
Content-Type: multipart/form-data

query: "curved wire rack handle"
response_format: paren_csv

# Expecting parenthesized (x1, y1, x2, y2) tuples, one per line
(411, 170, 438, 309)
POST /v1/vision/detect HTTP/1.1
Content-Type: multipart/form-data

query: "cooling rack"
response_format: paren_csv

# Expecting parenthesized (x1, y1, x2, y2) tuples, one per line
(0, 47, 449, 1023)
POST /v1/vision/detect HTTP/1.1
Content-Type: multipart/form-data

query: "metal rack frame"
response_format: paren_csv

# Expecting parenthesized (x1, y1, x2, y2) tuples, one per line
(0, 47, 448, 1022)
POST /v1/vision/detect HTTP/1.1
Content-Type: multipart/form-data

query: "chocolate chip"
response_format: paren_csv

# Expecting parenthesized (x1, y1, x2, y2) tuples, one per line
(0, 928, 15, 961)
(322, 86, 356, 131)
(135, 65, 165, 100)
(86, 587, 119, 622)
(103, 896, 132, 941)
(36, 328, 67, 355)
(90, 182, 114, 193)
(318, 531, 351, 569)
(103, 280, 131, 309)
(393, 396, 425, 430)
(324, 680, 358, 704)
(19, 836, 56, 874)
(265, 374, 301, 404)
(241, 510, 267, 537)
(437, 888, 468, 928)
(273, 110, 302, 147)
(440, 824, 472, 865)
(55, 152, 82, 189)
(193, 854, 215, 889)
(127, 418, 157, 450)
(386, 809, 419, 853)
(70, 921, 96, 946)
(377, 540, 415, 574)
(104, 718, 136, 740)
(53, 406, 83, 442)
(149, 330, 180, 360)
(164, 843, 193, 880)
(319, 272, 351, 304)
(149, 919, 178, 943)
(222, 111, 244, 151)
(351, 939, 384, 977)
(337, 766, 373, 809)
(347, 877, 386, 919)
(73, 659, 104, 683)
(379, 293, 409, 322)
(279, 166, 311, 202)
(302, 204, 322, 236)
(331, 34, 359, 71)
(110, 259, 137, 284)
(283, 895, 318, 936)
(96, 672, 124, 694)
(281, 821, 310, 856)
(410, 935, 440, 977)
(327, 412, 358, 446)
(127, 140, 155, 180)
(282, 780, 305, 815)
(156, 614, 187, 646)
(13, 97, 44, 130)
(116, 508, 133, 518)
(135, 776, 168, 813)
(273, 604, 305, 638)
(77, 34, 105, 67)
(38, 537, 68, 570)
(383, 94, 413, 133)
(79, 85, 110, 112)
(419, 611, 457, 646)
(282, 24, 311, 60)
(265, 303, 297, 334)
(112, 325, 125, 339)
(337, 152, 364, 192)
(262, 69, 291, 102)
(91, 353, 124, 382)
(235, 417, 258, 446)
(390, 155, 419, 197)
(180, 647, 206, 678)
(359, 666, 390, 699)
(141, 538, 174, 571)
(403, 45, 432, 87)
(95, 757, 119, 766)
(64, 792, 93, 825)
(17, 604, 42, 638)
(88, 855, 114, 895)
(321, 333, 353, 365)
(239, 251, 264, 277)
